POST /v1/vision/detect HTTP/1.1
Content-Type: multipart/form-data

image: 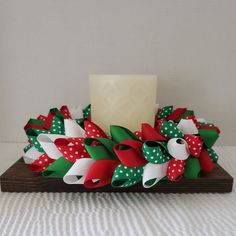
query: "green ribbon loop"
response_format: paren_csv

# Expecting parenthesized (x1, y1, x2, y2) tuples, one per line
(160, 121, 184, 139)
(83, 104, 91, 118)
(26, 128, 50, 152)
(207, 147, 219, 163)
(42, 157, 73, 178)
(110, 125, 140, 143)
(84, 138, 117, 160)
(23, 143, 33, 153)
(198, 121, 215, 127)
(199, 129, 219, 148)
(157, 106, 173, 119)
(142, 141, 171, 164)
(176, 110, 195, 122)
(184, 156, 201, 179)
(111, 164, 144, 188)
(50, 116, 65, 135)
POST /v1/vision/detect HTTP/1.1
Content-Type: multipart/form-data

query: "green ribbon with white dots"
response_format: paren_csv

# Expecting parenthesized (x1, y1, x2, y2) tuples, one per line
(160, 121, 184, 139)
(157, 105, 173, 119)
(207, 147, 219, 163)
(111, 164, 144, 188)
(83, 104, 91, 118)
(26, 128, 50, 152)
(142, 141, 171, 164)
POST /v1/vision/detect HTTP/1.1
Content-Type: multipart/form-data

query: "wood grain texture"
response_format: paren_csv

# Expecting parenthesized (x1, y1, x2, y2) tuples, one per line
(0, 158, 233, 193)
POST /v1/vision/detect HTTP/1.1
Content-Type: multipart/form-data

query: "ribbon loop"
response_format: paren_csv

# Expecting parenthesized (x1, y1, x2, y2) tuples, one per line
(142, 141, 171, 164)
(114, 140, 147, 167)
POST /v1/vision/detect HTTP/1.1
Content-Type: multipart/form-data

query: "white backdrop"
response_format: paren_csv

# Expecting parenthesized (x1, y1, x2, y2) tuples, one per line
(0, 0, 235, 145)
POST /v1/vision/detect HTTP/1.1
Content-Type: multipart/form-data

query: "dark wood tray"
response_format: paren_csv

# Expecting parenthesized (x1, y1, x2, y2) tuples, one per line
(0, 158, 233, 193)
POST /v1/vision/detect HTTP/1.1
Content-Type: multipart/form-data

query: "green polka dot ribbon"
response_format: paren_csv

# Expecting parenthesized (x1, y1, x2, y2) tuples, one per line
(160, 121, 184, 139)
(207, 147, 219, 163)
(198, 121, 215, 127)
(50, 116, 65, 135)
(84, 138, 118, 160)
(23, 143, 33, 153)
(176, 110, 194, 122)
(83, 104, 91, 118)
(42, 156, 73, 178)
(111, 164, 144, 188)
(110, 125, 140, 143)
(142, 141, 171, 164)
(157, 106, 173, 119)
(26, 128, 50, 152)
(184, 156, 201, 179)
(199, 128, 219, 148)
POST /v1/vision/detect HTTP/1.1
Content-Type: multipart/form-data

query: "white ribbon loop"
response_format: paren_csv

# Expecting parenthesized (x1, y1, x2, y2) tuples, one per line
(177, 119, 198, 134)
(37, 134, 65, 159)
(64, 119, 86, 138)
(63, 158, 95, 184)
(167, 138, 189, 160)
(143, 162, 169, 188)
(23, 146, 42, 164)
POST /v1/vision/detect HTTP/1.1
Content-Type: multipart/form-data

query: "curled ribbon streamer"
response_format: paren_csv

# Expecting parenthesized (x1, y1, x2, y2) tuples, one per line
(142, 141, 171, 164)
(177, 119, 198, 135)
(84, 160, 119, 188)
(84, 138, 117, 160)
(42, 157, 73, 178)
(167, 138, 190, 160)
(110, 125, 140, 143)
(63, 158, 95, 184)
(114, 140, 147, 167)
(143, 162, 169, 188)
(111, 164, 144, 188)
(55, 137, 89, 162)
(64, 119, 86, 138)
(37, 134, 65, 160)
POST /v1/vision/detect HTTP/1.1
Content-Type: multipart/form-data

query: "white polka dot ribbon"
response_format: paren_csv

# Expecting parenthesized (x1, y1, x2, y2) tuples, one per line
(177, 119, 198, 135)
(64, 119, 86, 138)
(23, 146, 43, 164)
(167, 138, 190, 160)
(142, 162, 169, 188)
(37, 134, 65, 160)
(63, 158, 95, 184)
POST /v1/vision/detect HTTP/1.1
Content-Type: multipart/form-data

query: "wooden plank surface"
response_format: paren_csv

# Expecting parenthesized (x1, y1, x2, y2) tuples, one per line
(0, 158, 234, 193)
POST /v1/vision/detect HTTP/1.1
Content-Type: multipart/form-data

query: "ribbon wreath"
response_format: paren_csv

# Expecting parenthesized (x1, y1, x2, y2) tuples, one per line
(23, 104, 220, 189)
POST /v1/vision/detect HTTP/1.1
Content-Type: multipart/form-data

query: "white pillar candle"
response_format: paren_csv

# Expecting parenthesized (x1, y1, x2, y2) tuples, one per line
(89, 75, 157, 133)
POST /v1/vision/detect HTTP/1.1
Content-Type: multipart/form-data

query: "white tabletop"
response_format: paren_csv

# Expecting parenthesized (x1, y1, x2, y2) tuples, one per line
(0, 143, 235, 236)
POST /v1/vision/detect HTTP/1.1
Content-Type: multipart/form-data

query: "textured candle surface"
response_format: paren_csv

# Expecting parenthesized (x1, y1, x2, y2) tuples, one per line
(90, 75, 157, 134)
